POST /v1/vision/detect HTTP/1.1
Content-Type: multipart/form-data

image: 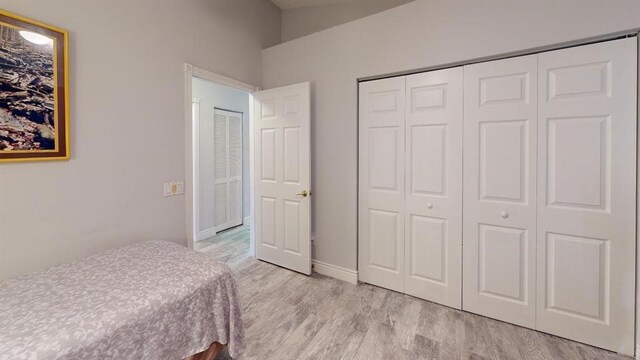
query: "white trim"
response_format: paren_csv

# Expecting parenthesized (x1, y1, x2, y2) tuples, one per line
(184, 63, 258, 254)
(635, 35, 640, 360)
(312, 260, 358, 284)
(249, 93, 256, 257)
(197, 228, 217, 241)
(192, 97, 204, 245)
(186, 63, 259, 93)
(244, 216, 251, 225)
(184, 67, 196, 250)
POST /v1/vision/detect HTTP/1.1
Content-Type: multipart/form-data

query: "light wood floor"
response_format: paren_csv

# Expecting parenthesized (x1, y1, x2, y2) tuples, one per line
(200, 226, 629, 360)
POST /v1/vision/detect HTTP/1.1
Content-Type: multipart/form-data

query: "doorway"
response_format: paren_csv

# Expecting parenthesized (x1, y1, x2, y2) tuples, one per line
(184, 64, 313, 275)
(184, 64, 258, 255)
(193, 78, 249, 249)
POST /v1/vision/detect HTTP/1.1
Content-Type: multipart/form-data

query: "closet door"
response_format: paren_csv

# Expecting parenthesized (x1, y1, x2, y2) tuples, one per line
(536, 38, 637, 355)
(463, 55, 538, 327)
(214, 109, 243, 232)
(359, 77, 406, 292)
(227, 111, 243, 227)
(404, 68, 463, 308)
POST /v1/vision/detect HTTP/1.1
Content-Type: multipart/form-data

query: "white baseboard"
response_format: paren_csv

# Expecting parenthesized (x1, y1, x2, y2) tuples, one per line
(312, 260, 358, 284)
(196, 228, 217, 241)
(635, 344, 640, 359)
(243, 216, 251, 225)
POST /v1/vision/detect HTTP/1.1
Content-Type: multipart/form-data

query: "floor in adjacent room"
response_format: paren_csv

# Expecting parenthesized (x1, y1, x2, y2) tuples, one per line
(195, 225, 250, 252)
(200, 227, 627, 360)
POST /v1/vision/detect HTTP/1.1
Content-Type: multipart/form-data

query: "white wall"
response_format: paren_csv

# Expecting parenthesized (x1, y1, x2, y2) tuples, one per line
(193, 78, 250, 236)
(281, 0, 414, 42)
(262, 0, 640, 272)
(0, 0, 280, 280)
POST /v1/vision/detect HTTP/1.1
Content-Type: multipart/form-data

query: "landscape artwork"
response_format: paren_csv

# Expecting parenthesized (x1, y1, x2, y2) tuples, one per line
(0, 10, 68, 162)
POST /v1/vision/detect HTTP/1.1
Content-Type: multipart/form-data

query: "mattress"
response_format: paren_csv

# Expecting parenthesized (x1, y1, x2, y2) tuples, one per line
(0, 240, 244, 360)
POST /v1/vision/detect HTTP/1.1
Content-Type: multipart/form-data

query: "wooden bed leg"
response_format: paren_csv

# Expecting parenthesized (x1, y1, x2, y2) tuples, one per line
(184, 342, 225, 360)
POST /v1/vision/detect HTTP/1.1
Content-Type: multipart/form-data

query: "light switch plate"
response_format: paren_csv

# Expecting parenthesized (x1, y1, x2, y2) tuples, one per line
(163, 181, 184, 197)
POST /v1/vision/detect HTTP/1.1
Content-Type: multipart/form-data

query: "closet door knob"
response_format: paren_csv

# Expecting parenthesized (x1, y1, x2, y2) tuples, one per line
(500, 211, 509, 218)
(427, 203, 433, 209)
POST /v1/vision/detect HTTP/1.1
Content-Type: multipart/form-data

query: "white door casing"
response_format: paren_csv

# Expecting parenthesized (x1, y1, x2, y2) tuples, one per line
(213, 109, 243, 232)
(358, 76, 406, 292)
(536, 38, 637, 355)
(404, 68, 463, 309)
(254, 82, 311, 275)
(462, 55, 538, 327)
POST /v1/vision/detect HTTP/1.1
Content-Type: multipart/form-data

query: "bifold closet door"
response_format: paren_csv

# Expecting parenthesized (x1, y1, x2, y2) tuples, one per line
(536, 38, 637, 354)
(404, 68, 463, 308)
(462, 55, 538, 327)
(214, 109, 243, 232)
(358, 76, 406, 292)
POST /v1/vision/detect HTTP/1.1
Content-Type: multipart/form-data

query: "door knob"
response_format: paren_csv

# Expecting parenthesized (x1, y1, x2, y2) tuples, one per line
(296, 190, 311, 198)
(500, 211, 509, 218)
(427, 203, 434, 209)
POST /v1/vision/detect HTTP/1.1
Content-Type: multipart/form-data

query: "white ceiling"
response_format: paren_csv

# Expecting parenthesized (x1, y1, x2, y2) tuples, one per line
(271, 0, 359, 10)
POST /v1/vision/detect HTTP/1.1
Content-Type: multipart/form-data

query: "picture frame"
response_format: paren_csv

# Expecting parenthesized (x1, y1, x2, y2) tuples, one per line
(0, 9, 69, 162)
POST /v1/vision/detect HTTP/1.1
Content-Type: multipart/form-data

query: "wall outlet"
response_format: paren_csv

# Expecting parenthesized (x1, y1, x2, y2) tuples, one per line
(163, 181, 184, 196)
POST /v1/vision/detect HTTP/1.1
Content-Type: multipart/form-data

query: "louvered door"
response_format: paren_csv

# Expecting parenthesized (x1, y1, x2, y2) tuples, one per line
(213, 108, 243, 232)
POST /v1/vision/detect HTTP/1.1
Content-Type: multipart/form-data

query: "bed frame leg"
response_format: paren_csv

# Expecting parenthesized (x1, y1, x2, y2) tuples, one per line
(184, 342, 225, 360)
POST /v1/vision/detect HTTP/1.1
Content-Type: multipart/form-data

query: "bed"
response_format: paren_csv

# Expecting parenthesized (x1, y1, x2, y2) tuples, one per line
(0, 240, 244, 360)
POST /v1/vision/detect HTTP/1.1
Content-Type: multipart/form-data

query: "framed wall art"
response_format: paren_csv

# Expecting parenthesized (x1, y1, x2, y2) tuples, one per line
(0, 10, 69, 162)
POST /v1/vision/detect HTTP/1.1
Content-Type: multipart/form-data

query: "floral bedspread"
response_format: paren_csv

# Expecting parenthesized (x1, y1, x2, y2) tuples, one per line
(0, 240, 244, 360)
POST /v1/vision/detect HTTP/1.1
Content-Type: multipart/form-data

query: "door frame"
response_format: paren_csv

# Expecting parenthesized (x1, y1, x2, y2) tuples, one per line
(184, 63, 260, 256)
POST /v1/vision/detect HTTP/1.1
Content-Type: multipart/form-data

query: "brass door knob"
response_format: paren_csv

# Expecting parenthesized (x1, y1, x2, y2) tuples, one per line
(296, 190, 311, 198)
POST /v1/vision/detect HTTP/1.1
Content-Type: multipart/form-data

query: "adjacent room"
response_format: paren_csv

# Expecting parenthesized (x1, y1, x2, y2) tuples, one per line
(191, 76, 251, 253)
(1, 1, 639, 359)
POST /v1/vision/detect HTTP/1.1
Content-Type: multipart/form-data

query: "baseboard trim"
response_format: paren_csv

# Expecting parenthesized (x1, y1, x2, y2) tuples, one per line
(312, 260, 358, 284)
(243, 216, 251, 225)
(196, 228, 217, 241)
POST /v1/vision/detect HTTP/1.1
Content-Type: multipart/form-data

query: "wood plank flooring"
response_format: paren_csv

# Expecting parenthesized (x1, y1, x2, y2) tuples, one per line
(198, 226, 629, 360)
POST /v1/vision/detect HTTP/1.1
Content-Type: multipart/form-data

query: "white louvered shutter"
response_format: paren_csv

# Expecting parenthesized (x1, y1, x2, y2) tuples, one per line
(213, 109, 243, 231)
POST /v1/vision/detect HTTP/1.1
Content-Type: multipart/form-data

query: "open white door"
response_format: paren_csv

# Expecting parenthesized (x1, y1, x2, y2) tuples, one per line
(254, 82, 311, 275)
